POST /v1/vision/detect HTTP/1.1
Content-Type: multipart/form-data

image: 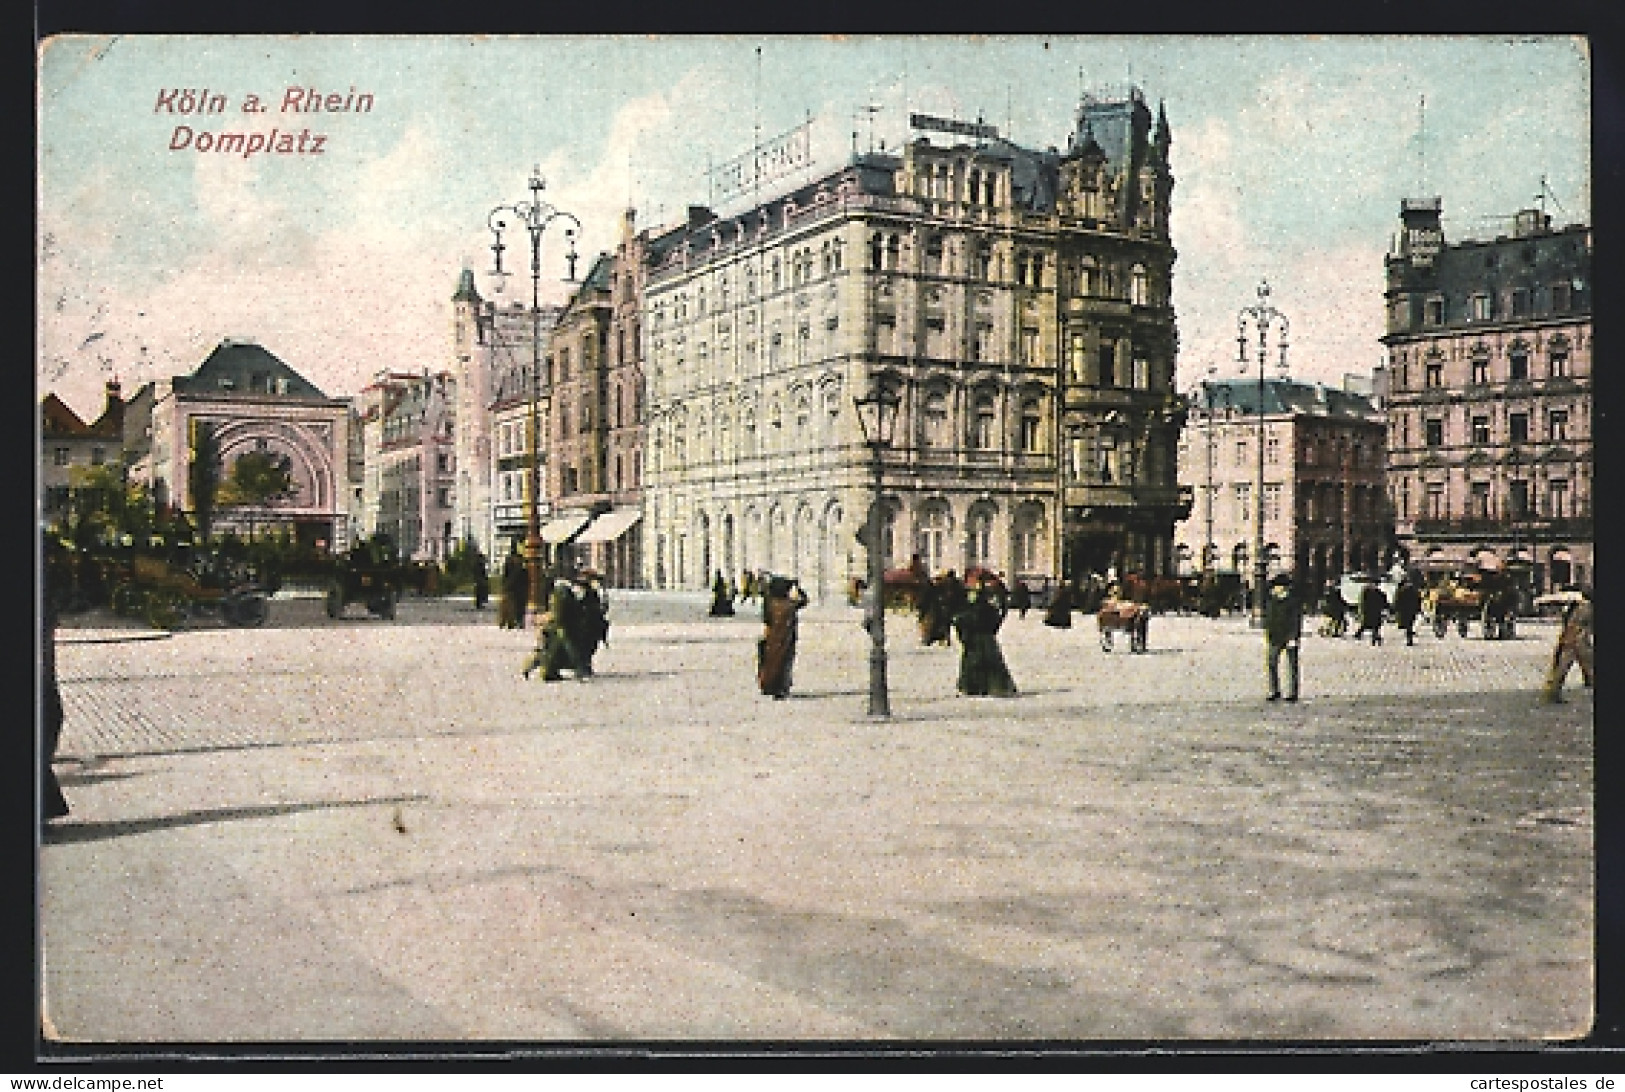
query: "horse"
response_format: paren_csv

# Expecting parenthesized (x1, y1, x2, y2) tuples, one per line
(1096, 598, 1150, 653)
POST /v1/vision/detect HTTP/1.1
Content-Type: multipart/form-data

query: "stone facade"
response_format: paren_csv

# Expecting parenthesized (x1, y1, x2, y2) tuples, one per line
(642, 89, 1184, 599)
(448, 270, 562, 560)
(355, 370, 457, 559)
(1382, 199, 1592, 590)
(544, 211, 648, 587)
(1177, 377, 1386, 594)
(148, 339, 352, 550)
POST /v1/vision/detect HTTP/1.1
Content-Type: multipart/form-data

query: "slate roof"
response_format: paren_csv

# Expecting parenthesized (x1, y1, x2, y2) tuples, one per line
(173, 340, 330, 399)
(1197, 377, 1379, 421)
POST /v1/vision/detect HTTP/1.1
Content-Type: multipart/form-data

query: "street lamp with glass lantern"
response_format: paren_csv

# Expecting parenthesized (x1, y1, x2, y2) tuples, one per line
(854, 382, 901, 718)
(1236, 280, 1289, 627)
(487, 167, 581, 621)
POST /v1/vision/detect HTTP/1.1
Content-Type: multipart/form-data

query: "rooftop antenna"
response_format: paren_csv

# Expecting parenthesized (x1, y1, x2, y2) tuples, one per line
(1538, 175, 1567, 218)
(1417, 94, 1427, 194)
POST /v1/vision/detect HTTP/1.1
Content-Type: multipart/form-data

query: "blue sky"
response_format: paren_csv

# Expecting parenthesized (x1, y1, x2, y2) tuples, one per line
(38, 34, 1591, 420)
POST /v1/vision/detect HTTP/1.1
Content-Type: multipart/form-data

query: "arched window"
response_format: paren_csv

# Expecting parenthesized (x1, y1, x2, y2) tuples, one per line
(924, 235, 944, 276)
(870, 233, 884, 271)
(922, 389, 950, 449)
(917, 503, 951, 573)
(1020, 399, 1043, 453)
(1080, 257, 1099, 296)
(1131, 264, 1150, 306)
(886, 234, 901, 270)
(972, 392, 997, 449)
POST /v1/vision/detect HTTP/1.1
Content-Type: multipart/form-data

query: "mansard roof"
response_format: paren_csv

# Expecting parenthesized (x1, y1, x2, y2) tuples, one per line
(1200, 377, 1380, 421)
(174, 339, 330, 399)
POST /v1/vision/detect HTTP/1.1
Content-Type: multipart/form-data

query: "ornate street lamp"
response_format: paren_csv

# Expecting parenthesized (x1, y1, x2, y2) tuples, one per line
(1237, 280, 1290, 627)
(487, 167, 581, 621)
(854, 381, 901, 717)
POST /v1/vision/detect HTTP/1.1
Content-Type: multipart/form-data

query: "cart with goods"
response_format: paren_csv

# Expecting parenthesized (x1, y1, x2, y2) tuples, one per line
(109, 554, 269, 630)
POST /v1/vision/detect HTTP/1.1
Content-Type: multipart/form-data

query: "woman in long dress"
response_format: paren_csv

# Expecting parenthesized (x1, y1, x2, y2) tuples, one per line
(954, 574, 1018, 697)
(757, 576, 809, 699)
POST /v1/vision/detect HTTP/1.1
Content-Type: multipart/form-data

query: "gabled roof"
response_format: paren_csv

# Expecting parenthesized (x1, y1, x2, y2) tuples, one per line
(41, 393, 88, 437)
(174, 339, 329, 399)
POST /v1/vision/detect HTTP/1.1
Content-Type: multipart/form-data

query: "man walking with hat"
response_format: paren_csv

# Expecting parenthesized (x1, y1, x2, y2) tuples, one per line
(1264, 572, 1304, 702)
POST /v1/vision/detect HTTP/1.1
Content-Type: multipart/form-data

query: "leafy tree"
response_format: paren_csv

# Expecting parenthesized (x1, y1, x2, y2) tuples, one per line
(188, 420, 220, 541)
(218, 450, 296, 508)
(218, 450, 297, 542)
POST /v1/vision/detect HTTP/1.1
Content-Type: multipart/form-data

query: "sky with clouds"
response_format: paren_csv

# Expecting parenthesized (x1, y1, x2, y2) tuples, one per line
(38, 34, 1591, 421)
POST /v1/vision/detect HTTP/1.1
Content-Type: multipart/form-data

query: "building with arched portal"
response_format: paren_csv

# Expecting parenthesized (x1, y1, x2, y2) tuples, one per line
(148, 339, 353, 551)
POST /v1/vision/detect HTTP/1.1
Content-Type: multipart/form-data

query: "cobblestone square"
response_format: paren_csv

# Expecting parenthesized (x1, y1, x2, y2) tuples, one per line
(41, 594, 1592, 1043)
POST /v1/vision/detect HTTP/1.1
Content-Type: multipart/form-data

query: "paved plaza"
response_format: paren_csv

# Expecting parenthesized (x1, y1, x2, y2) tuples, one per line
(40, 592, 1593, 1045)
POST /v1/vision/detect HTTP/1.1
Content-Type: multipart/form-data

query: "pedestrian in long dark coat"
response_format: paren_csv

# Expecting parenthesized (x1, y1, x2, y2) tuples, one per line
(1010, 579, 1032, 619)
(499, 545, 527, 629)
(573, 572, 609, 676)
(953, 575, 1018, 697)
(41, 532, 70, 825)
(709, 570, 736, 616)
(757, 576, 809, 699)
(1392, 580, 1422, 645)
(1043, 580, 1074, 629)
(1322, 583, 1349, 636)
(1263, 572, 1304, 702)
(916, 577, 945, 645)
(472, 551, 490, 610)
(1357, 583, 1387, 646)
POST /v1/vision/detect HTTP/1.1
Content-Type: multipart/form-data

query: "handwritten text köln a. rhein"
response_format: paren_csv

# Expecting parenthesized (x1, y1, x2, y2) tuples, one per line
(157, 86, 376, 159)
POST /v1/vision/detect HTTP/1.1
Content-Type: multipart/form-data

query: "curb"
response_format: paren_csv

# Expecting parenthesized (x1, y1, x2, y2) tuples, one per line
(57, 630, 173, 645)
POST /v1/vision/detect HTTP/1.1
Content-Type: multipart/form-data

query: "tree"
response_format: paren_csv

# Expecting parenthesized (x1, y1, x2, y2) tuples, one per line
(188, 420, 220, 541)
(218, 451, 296, 540)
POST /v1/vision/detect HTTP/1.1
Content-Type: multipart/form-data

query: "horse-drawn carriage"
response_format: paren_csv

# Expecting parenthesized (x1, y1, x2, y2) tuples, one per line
(1426, 573, 1518, 640)
(109, 553, 270, 630)
(326, 537, 407, 619)
(1096, 598, 1150, 653)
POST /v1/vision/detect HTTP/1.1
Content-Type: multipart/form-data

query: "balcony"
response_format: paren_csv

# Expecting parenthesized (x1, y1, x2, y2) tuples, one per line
(1410, 515, 1593, 540)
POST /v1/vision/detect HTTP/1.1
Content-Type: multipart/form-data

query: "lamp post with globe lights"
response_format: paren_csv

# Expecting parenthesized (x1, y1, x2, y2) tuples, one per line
(487, 167, 581, 620)
(1236, 281, 1290, 627)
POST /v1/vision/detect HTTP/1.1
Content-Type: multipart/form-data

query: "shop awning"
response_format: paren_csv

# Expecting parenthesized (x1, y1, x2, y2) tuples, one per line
(540, 512, 592, 544)
(574, 506, 643, 544)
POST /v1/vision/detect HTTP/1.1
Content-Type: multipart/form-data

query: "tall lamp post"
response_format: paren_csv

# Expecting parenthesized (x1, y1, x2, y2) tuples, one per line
(854, 383, 901, 717)
(1236, 281, 1290, 627)
(488, 167, 581, 621)
(1195, 364, 1225, 574)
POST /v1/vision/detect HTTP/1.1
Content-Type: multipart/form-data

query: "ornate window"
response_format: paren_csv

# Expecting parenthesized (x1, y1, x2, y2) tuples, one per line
(922, 389, 950, 449)
(972, 393, 996, 449)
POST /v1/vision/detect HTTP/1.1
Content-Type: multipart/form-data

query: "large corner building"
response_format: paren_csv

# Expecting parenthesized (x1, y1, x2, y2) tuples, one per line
(641, 89, 1187, 598)
(1382, 198, 1592, 591)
